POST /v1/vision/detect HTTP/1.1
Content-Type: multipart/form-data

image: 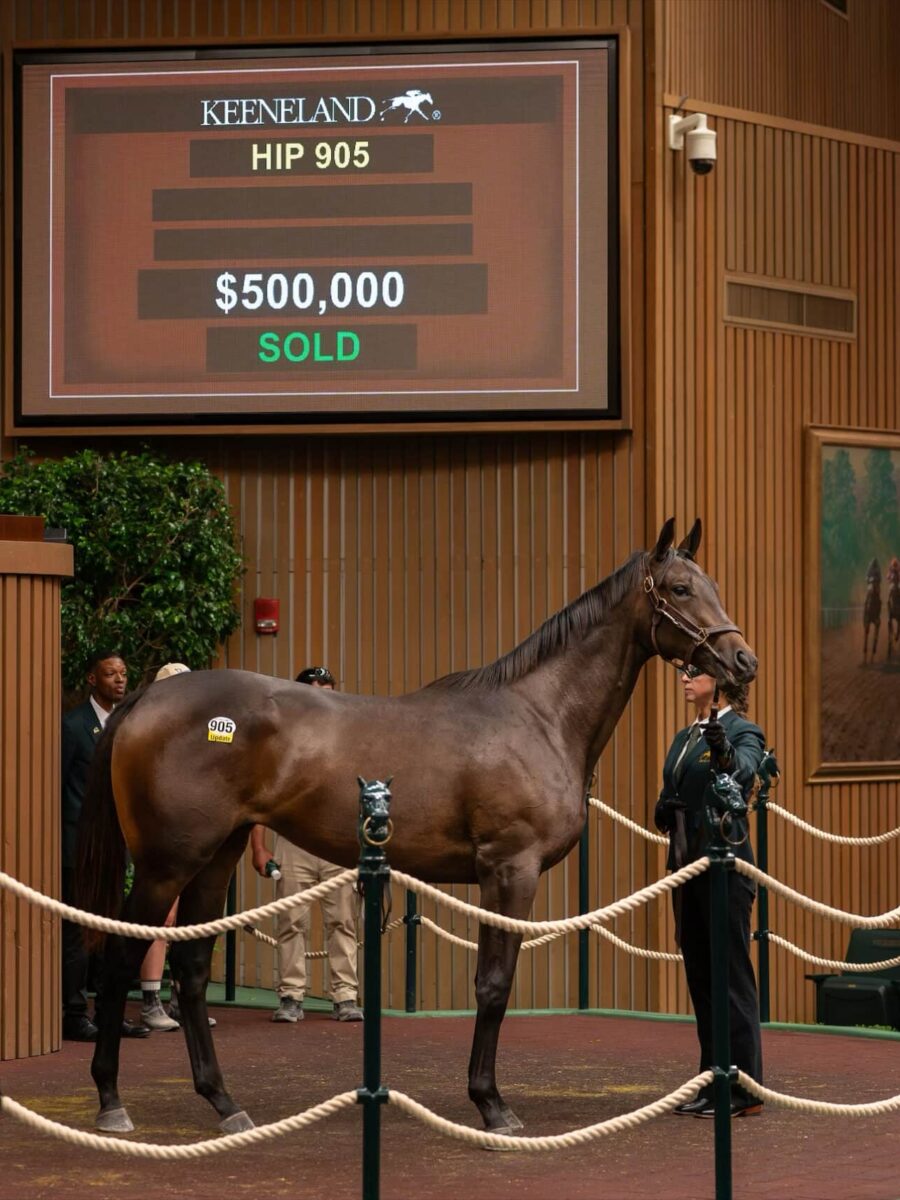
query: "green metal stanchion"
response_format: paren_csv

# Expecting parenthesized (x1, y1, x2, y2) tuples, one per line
(225, 872, 237, 1002)
(404, 890, 419, 1013)
(578, 818, 590, 1010)
(753, 750, 780, 1024)
(704, 774, 741, 1200)
(356, 777, 392, 1200)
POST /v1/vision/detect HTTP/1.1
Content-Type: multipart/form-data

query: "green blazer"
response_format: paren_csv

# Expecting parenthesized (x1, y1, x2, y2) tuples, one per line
(656, 709, 766, 871)
(61, 699, 105, 872)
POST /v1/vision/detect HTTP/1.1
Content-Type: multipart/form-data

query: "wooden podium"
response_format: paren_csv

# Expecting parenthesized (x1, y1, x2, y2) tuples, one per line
(0, 515, 73, 1059)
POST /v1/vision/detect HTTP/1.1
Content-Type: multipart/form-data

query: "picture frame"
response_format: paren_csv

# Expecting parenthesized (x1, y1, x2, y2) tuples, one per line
(805, 427, 900, 781)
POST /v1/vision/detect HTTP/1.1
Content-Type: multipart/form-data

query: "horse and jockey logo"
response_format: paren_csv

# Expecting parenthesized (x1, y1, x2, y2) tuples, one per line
(379, 89, 439, 123)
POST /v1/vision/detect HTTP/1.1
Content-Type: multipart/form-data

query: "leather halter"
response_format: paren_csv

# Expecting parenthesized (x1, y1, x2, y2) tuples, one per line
(642, 553, 742, 672)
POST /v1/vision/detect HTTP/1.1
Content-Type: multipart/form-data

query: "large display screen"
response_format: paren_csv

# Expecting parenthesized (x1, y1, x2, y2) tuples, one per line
(15, 42, 618, 429)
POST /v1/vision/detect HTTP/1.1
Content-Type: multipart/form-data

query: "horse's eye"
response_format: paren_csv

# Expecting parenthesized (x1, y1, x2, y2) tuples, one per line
(671, 584, 690, 598)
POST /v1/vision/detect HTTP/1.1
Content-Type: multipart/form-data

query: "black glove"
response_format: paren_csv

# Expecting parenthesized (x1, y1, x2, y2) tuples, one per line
(654, 796, 684, 834)
(703, 719, 735, 770)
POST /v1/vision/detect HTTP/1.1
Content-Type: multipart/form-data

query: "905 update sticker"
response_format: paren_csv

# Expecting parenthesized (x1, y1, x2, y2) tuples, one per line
(208, 716, 236, 743)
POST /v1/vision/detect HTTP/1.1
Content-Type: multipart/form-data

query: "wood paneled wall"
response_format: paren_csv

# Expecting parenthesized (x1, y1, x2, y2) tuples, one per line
(661, 0, 900, 143)
(0, 542, 72, 1060)
(651, 101, 900, 1024)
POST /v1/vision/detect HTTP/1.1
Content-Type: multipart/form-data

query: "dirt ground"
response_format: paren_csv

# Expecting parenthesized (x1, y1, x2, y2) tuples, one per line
(1, 1006, 898, 1200)
(820, 623, 900, 763)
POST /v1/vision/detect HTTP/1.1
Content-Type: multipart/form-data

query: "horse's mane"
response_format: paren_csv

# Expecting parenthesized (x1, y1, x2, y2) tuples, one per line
(427, 550, 647, 692)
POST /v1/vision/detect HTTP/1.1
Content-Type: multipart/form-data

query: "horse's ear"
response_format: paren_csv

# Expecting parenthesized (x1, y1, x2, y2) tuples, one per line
(652, 517, 676, 562)
(677, 518, 702, 559)
(385, 775, 393, 787)
(357, 775, 367, 789)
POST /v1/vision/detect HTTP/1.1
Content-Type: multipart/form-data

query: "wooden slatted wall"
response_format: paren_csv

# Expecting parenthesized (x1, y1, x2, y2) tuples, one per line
(0, 0, 652, 1016)
(651, 98, 900, 1023)
(660, 0, 900, 143)
(0, 543, 72, 1061)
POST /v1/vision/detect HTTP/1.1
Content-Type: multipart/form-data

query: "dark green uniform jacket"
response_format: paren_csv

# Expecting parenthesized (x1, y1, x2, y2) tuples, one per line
(655, 709, 765, 872)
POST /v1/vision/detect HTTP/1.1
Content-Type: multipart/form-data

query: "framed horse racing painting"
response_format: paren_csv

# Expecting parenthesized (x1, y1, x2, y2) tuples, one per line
(805, 427, 900, 780)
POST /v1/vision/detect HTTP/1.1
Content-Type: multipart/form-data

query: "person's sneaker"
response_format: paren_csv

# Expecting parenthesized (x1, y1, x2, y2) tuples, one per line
(271, 997, 304, 1023)
(140, 997, 180, 1032)
(332, 1000, 364, 1022)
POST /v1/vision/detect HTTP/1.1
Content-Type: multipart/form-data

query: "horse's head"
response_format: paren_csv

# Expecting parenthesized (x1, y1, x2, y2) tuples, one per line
(642, 518, 758, 686)
(357, 775, 393, 845)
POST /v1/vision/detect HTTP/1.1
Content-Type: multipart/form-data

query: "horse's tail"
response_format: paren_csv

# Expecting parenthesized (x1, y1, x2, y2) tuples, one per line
(75, 687, 150, 950)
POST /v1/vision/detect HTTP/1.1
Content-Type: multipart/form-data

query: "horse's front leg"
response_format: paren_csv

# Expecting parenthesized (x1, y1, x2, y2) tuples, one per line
(467, 856, 540, 1134)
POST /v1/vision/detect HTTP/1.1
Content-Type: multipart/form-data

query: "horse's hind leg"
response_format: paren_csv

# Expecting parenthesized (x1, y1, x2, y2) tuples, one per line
(467, 856, 540, 1134)
(169, 825, 254, 1132)
(91, 877, 182, 1131)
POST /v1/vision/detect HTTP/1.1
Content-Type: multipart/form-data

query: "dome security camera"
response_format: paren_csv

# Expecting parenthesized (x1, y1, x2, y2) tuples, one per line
(667, 112, 717, 175)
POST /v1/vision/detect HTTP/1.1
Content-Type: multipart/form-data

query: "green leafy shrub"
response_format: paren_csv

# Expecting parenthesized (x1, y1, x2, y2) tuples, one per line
(0, 448, 243, 691)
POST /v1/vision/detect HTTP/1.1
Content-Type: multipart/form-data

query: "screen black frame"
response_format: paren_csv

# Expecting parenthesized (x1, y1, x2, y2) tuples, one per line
(12, 37, 621, 432)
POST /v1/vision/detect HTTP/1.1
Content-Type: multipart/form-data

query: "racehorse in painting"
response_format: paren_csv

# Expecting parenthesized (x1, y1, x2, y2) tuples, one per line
(863, 558, 882, 663)
(77, 519, 756, 1136)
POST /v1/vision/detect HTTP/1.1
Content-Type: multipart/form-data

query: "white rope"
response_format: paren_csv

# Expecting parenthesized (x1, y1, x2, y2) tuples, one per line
(735, 860, 900, 928)
(737, 1072, 900, 1116)
(766, 931, 900, 972)
(418, 915, 683, 961)
(591, 924, 682, 962)
(0, 869, 356, 941)
(0, 1092, 358, 1159)
(243, 915, 406, 954)
(392, 858, 711, 937)
(588, 797, 669, 845)
(766, 802, 900, 846)
(389, 1072, 714, 1151)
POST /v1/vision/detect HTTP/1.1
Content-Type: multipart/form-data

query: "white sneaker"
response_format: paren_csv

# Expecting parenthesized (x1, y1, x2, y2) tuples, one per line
(271, 997, 304, 1023)
(140, 998, 180, 1031)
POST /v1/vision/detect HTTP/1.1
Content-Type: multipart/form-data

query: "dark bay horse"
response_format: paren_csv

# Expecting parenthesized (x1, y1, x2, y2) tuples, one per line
(77, 518, 757, 1136)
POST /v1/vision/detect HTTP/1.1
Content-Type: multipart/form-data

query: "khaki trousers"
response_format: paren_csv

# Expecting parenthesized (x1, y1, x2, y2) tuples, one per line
(273, 836, 360, 1003)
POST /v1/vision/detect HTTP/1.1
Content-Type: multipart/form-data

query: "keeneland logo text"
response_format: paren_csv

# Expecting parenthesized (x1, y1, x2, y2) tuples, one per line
(199, 90, 440, 127)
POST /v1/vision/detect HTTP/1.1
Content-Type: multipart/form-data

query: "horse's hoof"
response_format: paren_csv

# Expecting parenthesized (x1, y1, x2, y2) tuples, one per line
(220, 1110, 255, 1134)
(500, 1107, 525, 1131)
(482, 1126, 520, 1152)
(96, 1106, 134, 1133)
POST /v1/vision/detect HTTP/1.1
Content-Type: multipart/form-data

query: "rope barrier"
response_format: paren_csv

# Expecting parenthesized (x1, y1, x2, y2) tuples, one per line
(0, 1091, 358, 1159)
(243, 916, 405, 956)
(734, 861, 900, 928)
(0, 1076, 713, 1158)
(765, 802, 900, 846)
(587, 797, 669, 845)
(0, 868, 356, 940)
(392, 859, 711, 937)
(419, 914, 683, 961)
(736, 1072, 900, 1117)
(765, 932, 900, 972)
(388, 1072, 715, 1151)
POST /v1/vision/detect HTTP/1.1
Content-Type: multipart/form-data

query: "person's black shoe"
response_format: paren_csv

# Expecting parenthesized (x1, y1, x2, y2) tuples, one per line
(694, 1097, 763, 1118)
(121, 1019, 151, 1038)
(62, 1016, 98, 1042)
(673, 1096, 711, 1116)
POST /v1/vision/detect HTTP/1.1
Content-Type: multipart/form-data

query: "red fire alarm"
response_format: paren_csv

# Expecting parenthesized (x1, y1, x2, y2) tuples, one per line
(253, 597, 280, 636)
